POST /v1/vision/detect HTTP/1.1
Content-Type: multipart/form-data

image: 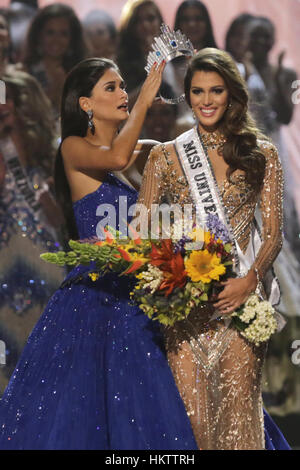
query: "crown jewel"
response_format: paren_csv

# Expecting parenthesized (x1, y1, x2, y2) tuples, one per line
(145, 24, 195, 104)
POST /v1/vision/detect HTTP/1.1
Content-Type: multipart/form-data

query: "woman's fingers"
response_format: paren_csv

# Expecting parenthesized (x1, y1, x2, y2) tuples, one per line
(214, 298, 232, 309)
(219, 305, 236, 315)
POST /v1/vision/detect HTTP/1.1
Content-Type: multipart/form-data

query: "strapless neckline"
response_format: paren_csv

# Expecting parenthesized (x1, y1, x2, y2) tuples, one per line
(72, 172, 137, 207)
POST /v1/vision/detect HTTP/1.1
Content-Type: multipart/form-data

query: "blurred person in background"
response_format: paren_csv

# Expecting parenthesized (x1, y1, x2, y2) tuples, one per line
(226, 13, 300, 423)
(0, 70, 65, 395)
(121, 82, 179, 190)
(225, 12, 255, 80)
(0, 9, 19, 74)
(82, 9, 117, 61)
(117, 0, 163, 96)
(174, 0, 217, 51)
(142, 82, 179, 142)
(6, 0, 38, 64)
(246, 16, 300, 258)
(23, 3, 89, 120)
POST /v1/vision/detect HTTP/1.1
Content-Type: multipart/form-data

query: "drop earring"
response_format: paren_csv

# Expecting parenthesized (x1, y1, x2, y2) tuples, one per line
(192, 108, 197, 121)
(87, 109, 95, 135)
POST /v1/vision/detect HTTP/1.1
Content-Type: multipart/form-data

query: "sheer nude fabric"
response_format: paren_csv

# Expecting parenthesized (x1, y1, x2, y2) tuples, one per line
(136, 138, 283, 449)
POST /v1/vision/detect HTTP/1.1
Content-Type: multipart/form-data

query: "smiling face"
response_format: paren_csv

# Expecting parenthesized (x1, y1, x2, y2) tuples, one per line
(40, 16, 71, 60)
(189, 70, 229, 132)
(80, 68, 129, 128)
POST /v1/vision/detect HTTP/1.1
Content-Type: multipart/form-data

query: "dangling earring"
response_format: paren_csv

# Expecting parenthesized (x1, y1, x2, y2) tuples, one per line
(192, 108, 197, 121)
(87, 109, 95, 135)
(228, 101, 233, 109)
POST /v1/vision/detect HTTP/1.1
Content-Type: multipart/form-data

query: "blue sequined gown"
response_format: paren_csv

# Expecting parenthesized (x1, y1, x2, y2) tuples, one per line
(0, 173, 290, 449)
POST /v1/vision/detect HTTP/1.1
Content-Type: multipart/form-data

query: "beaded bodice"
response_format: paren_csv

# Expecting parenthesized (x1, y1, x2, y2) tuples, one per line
(137, 139, 283, 281)
(136, 134, 284, 449)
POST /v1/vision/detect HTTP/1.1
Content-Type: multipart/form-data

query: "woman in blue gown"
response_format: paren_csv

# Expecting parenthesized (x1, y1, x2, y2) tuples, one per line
(0, 57, 290, 450)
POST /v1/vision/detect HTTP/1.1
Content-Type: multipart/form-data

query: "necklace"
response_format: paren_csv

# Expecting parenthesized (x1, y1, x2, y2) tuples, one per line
(199, 131, 227, 150)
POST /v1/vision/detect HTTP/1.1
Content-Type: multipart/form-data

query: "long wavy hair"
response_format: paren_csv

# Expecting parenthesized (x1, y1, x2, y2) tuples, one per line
(174, 0, 218, 49)
(2, 70, 56, 177)
(184, 48, 267, 192)
(23, 3, 89, 72)
(55, 58, 119, 239)
(117, 0, 163, 92)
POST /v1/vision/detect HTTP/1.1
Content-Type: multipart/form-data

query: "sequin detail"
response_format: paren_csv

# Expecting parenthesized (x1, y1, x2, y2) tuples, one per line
(137, 139, 284, 450)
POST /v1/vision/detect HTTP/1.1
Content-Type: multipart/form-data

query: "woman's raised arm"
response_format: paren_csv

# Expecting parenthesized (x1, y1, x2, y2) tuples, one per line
(61, 62, 165, 172)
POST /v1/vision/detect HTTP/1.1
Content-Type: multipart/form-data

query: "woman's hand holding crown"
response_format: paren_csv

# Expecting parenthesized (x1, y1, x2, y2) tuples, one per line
(137, 60, 165, 109)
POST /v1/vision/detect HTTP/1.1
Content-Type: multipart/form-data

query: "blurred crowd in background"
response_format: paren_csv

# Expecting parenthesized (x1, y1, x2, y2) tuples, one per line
(0, 0, 299, 446)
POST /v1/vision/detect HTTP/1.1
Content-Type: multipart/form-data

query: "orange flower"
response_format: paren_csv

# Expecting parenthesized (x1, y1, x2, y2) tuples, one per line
(150, 240, 187, 296)
(127, 223, 142, 245)
(94, 227, 115, 246)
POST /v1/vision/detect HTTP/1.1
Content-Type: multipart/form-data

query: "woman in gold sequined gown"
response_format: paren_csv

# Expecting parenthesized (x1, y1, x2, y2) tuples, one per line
(137, 49, 289, 450)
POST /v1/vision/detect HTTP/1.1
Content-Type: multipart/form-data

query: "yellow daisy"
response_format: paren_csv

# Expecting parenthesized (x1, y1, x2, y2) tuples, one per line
(185, 249, 226, 283)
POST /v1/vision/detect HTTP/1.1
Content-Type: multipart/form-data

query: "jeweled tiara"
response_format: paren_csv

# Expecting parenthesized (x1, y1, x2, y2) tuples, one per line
(145, 24, 195, 104)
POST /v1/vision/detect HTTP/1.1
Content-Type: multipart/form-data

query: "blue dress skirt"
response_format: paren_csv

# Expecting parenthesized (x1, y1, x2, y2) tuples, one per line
(0, 173, 290, 449)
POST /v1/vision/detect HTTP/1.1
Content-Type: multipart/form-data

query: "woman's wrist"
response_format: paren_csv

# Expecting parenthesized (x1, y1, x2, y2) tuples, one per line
(245, 268, 258, 293)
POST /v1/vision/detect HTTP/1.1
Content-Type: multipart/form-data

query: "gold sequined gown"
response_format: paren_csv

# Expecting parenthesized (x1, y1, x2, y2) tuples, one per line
(137, 138, 283, 450)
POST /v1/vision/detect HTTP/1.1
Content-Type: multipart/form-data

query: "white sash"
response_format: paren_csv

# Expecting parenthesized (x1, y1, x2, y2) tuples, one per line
(175, 127, 285, 331)
(0, 137, 43, 219)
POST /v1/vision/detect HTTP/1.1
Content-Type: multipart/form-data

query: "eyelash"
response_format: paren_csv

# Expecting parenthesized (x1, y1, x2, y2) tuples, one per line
(192, 89, 224, 95)
(106, 84, 127, 92)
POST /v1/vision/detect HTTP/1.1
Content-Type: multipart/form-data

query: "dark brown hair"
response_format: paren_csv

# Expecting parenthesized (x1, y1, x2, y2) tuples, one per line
(55, 58, 119, 239)
(23, 3, 89, 72)
(184, 48, 267, 192)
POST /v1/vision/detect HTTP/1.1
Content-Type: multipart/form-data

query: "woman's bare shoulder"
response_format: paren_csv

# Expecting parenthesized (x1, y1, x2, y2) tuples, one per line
(61, 136, 87, 158)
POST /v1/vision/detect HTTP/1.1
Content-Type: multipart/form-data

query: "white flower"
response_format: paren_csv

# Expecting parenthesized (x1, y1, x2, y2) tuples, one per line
(239, 305, 256, 323)
(234, 295, 277, 346)
(142, 265, 164, 293)
(191, 287, 202, 297)
(245, 294, 260, 308)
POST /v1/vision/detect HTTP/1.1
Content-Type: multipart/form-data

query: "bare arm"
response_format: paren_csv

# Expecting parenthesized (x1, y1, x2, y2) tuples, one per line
(122, 139, 161, 172)
(215, 141, 284, 315)
(62, 63, 165, 172)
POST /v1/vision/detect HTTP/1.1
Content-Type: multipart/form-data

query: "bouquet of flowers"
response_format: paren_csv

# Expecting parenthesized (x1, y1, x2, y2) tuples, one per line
(41, 214, 278, 344)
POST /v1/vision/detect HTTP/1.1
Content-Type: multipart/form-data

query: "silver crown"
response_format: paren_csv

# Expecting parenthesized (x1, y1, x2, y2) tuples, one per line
(145, 24, 195, 104)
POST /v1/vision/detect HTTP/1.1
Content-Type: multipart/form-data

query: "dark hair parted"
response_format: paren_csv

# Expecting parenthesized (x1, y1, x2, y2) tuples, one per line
(184, 48, 267, 192)
(55, 58, 119, 239)
(117, 0, 163, 92)
(174, 0, 218, 48)
(23, 3, 89, 72)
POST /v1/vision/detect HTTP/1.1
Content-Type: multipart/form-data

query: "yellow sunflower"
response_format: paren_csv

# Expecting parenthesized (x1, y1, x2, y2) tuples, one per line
(185, 249, 226, 283)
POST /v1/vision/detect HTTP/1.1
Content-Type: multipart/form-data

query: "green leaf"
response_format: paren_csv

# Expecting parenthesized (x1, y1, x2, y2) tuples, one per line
(224, 243, 232, 253)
